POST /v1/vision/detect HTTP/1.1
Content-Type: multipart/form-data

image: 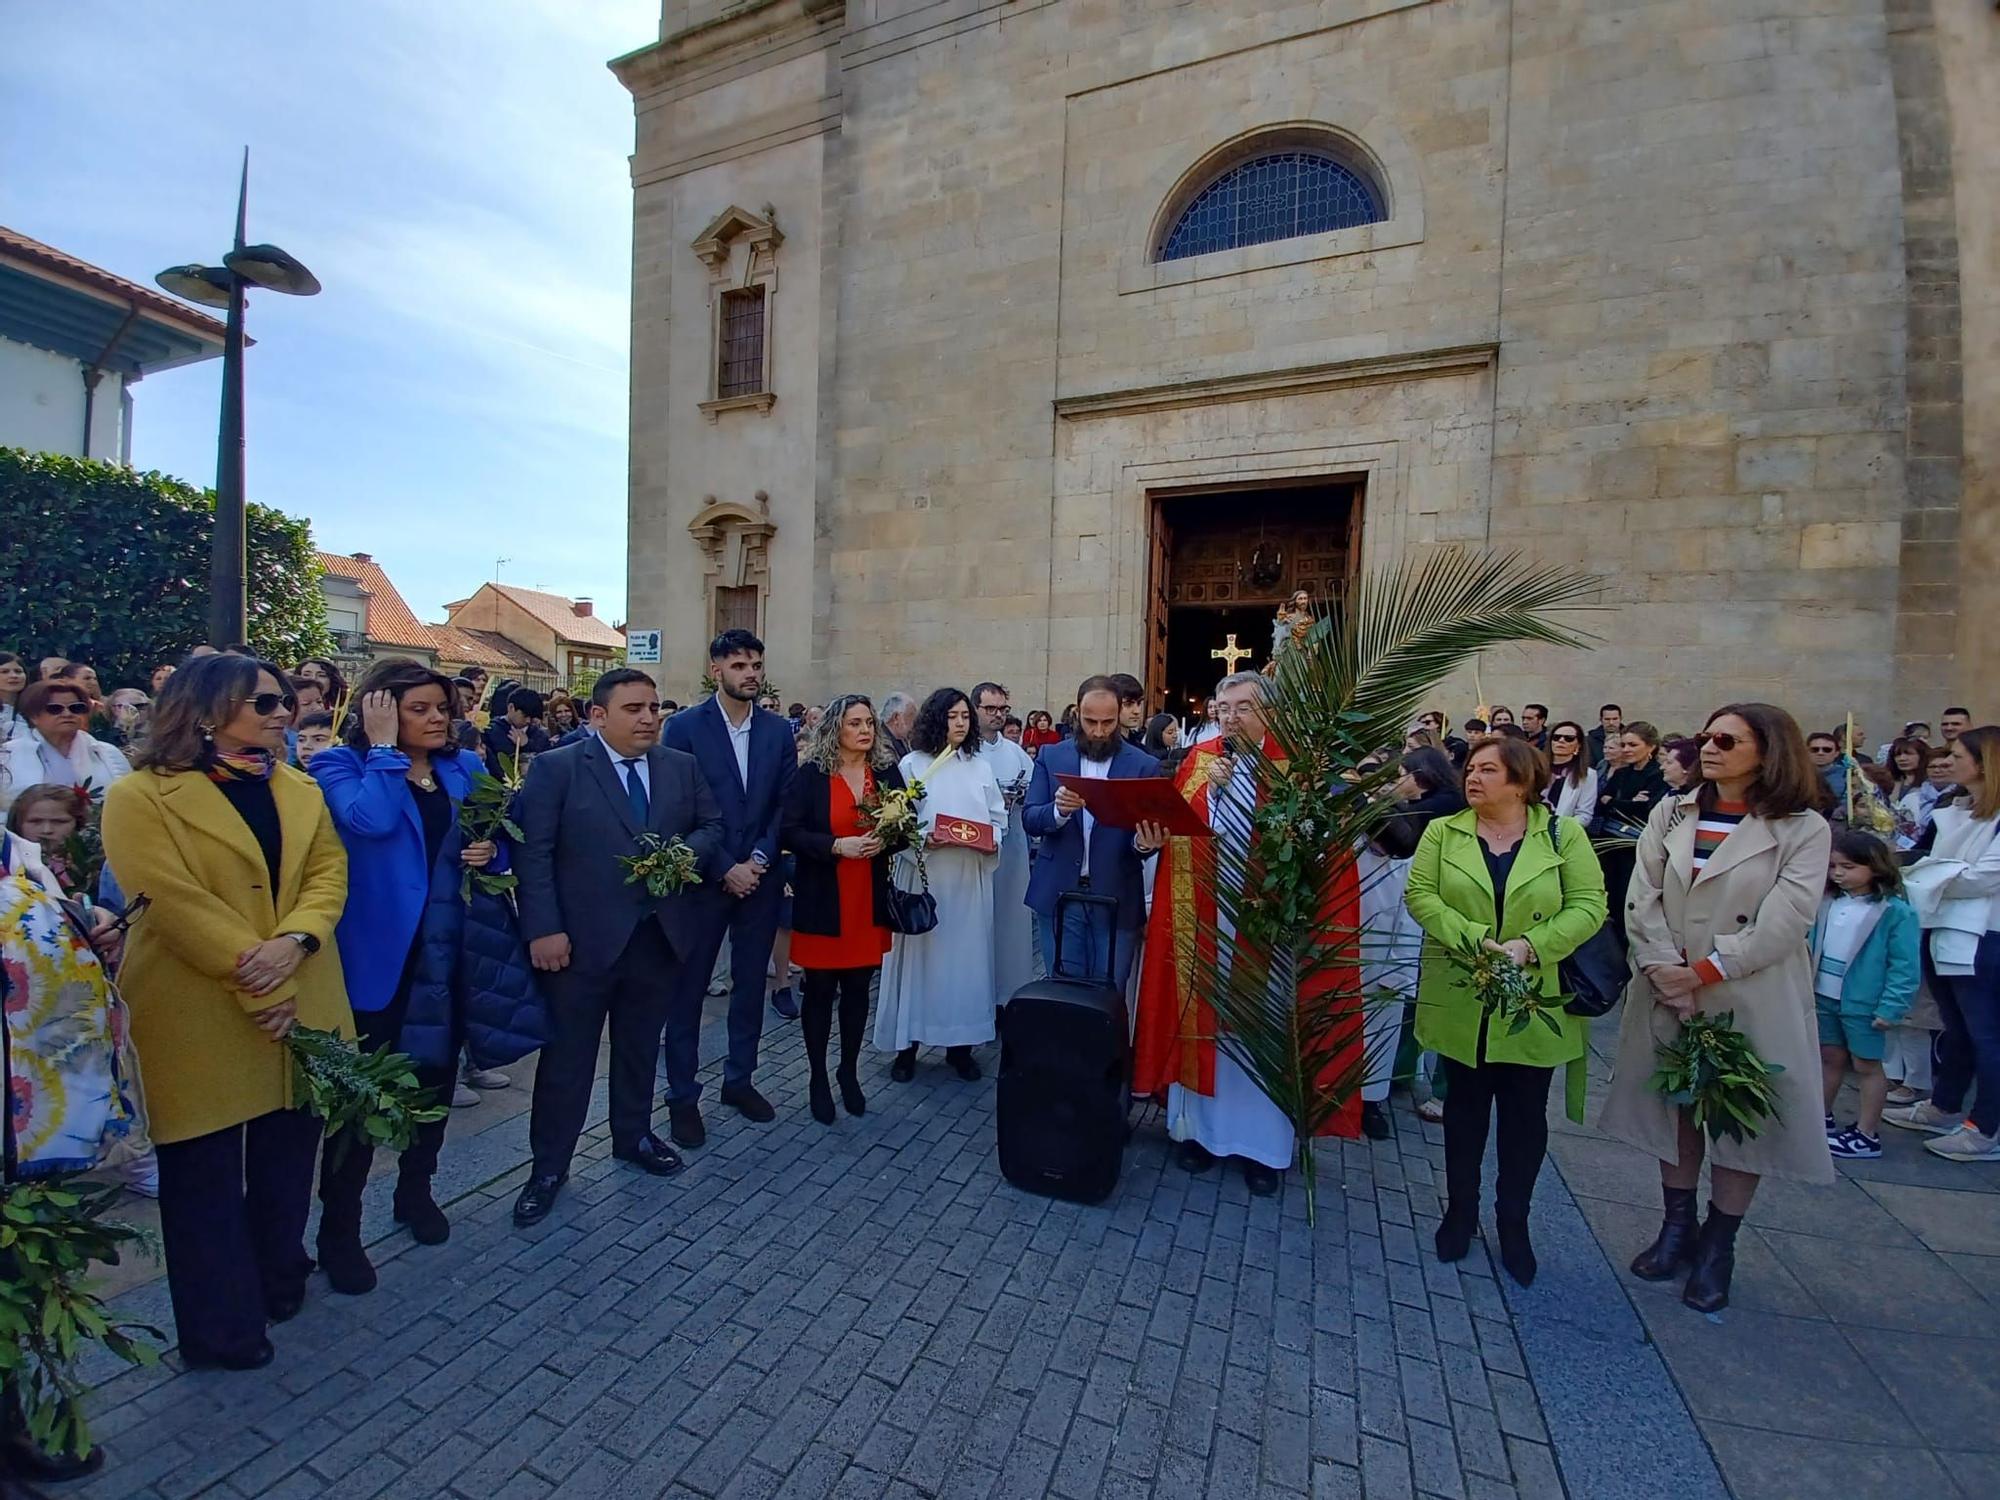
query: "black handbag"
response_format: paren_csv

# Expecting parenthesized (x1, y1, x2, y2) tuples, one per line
(1545, 816, 1628, 1017)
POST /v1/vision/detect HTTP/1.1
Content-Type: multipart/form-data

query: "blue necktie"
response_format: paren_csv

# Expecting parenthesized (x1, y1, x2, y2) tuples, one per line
(619, 758, 650, 824)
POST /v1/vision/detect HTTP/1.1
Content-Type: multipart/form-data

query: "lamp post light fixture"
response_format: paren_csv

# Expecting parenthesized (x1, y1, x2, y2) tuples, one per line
(157, 149, 320, 647)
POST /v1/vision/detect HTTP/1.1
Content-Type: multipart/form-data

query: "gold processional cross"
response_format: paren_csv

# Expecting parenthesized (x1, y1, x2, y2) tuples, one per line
(1210, 633, 1253, 672)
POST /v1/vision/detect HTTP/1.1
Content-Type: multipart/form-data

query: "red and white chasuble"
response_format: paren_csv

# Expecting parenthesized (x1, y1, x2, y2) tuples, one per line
(1133, 737, 1363, 1163)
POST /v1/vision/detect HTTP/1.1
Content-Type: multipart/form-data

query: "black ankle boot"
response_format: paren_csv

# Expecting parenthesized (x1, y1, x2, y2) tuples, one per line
(1630, 1186, 1699, 1282)
(1496, 1216, 1537, 1287)
(1434, 1207, 1475, 1264)
(836, 1066, 866, 1116)
(316, 1230, 377, 1295)
(393, 1177, 450, 1246)
(808, 1070, 836, 1125)
(1682, 1206, 1743, 1313)
(946, 1046, 980, 1081)
(891, 1046, 917, 1082)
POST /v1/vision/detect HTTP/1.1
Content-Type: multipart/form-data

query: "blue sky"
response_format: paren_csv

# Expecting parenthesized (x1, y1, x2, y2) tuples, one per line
(0, 0, 658, 623)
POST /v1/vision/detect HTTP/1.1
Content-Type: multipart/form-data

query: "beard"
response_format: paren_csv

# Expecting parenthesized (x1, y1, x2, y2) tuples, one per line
(1077, 729, 1120, 762)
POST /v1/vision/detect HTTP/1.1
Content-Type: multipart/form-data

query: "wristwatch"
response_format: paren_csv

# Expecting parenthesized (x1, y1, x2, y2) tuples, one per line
(283, 931, 321, 956)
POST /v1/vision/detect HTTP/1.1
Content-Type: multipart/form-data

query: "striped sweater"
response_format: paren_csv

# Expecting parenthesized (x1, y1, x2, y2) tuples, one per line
(1691, 800, 1750, 985)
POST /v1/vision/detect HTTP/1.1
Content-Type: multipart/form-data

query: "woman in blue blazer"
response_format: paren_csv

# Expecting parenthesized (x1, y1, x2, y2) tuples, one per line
(307, 659, 530, 1295)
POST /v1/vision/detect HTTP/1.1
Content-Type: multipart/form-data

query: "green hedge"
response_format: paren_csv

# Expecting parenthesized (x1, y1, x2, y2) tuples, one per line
(0, 448, 333, 687)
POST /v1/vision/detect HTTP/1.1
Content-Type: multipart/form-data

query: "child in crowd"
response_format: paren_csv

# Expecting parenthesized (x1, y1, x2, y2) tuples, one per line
(1813, 830, 1921, 1159)
(4, 781, 83, 891)
(293, 709, 338, 769)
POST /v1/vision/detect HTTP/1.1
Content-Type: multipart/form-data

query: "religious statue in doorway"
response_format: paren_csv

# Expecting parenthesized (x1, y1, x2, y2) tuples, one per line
(1268, 588, 1314, 671)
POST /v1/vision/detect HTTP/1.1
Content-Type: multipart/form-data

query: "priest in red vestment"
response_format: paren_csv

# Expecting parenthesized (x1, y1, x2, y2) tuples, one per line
(1134, 671, 1363, 1193)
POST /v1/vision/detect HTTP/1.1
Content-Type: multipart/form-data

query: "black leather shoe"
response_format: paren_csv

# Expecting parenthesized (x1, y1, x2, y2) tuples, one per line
(1242, 1161, 1281, 1197)
(179, 1337, 275, 1372)
(394, 1183, 451, 1246)
(946, 1046, 981, 1082)
(4, 1433, 106, 1480)
(837, 1067, 867, 1116)
(668, 1102, 706, 1148)
(265, 1290, 305, 1323)
(1496, 1217, 1538, 1287)
(890, 1047, 917, 1083)
(1434, 1212, 1476, 1264)
(721, 1083, 777, 1123)
(513, 1171, 567, 1226)
(1360, 1101, 1392, 1141)
(809, 1072, 836, 1125)
(316, 1234, 377, 1296)
(614, 1133, 685, 1177)
(1682, 1206, 1742, 1314)
(1629, 1186, 1699, 1281)
(1177, 1140, 1217, 1174)
(770, 987, 800, 1020)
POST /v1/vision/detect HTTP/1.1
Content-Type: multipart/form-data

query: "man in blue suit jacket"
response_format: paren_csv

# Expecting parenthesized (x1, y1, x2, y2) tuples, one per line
(660, 629, 798, 1141)
(1022, 676, 1167, 990)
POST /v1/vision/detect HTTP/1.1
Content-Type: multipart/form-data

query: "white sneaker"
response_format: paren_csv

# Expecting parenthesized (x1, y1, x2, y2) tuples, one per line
(1883, 1100, 1963, 1136)
(1923, 1124, 2000, 1162)
(452, 1081, 481, 1108)
(462, 1065, 511, 1090)
(121, 1152, 160, 1198)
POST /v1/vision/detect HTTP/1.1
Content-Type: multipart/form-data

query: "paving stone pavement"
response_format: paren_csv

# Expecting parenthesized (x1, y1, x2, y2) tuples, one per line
(32, 1004, 1725, 1500)
(1548, 1016, 2000, 1500)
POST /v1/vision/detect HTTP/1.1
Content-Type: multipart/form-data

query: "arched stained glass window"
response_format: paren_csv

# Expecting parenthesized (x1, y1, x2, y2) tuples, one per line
(1157, 151, 1384, 263)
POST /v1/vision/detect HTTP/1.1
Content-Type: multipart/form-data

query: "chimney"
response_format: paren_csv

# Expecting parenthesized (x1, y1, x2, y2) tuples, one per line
(351, 552, 373, 563)
(573, 598, 594, 617)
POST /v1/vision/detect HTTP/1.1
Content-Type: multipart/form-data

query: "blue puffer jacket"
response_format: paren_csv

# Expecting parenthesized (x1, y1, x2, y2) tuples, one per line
(402, 829, 549, 1070)
(312, 745, 545, 1069)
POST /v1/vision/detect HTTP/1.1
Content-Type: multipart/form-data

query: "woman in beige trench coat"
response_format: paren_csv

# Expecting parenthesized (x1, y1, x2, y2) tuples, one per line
(1599, 702, 1832, 1314)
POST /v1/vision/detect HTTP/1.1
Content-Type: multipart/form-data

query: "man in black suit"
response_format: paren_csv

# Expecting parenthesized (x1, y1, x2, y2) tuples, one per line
(661, 629, 797, 1141)
(511, 668, 726, 1225)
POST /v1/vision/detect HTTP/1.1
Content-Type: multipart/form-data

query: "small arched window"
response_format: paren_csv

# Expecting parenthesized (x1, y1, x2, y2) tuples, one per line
(1157, 148, 1385, 263)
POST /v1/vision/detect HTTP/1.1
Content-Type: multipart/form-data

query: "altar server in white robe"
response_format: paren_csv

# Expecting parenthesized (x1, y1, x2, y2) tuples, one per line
(973, 681, 1036, 1002)
(875, 687, 1007, 1081)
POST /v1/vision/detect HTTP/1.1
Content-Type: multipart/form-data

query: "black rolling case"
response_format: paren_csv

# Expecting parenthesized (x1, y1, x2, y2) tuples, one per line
(996, 891, 1131, 1204)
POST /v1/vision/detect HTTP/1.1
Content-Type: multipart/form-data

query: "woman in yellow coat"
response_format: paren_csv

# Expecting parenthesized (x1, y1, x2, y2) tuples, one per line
(101, 653, 350, 1371)
(1404, 736, 1607, 1286)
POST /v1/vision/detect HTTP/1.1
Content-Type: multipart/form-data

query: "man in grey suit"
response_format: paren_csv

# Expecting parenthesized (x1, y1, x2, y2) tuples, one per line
(512, 668, 726, 1225)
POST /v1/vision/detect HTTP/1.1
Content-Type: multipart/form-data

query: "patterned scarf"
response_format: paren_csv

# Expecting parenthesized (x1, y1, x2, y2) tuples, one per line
(204, 745, 277, 784)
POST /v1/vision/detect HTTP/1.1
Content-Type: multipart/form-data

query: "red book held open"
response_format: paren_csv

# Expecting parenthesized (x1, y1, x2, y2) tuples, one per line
(1054, 774, 1214, 837)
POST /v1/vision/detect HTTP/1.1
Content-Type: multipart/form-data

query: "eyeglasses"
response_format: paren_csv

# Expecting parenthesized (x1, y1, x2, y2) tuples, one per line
(40, 701, 91, 716)
(251, 692, 299, 716)
(1697, 731, 1744, 752)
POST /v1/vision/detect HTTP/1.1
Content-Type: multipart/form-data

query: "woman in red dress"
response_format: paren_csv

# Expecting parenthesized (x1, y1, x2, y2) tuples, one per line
(784, 695, 907, 1123)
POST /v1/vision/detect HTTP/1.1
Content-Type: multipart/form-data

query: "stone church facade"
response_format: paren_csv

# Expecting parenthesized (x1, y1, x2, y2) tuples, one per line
(614, 0, 1996, 729)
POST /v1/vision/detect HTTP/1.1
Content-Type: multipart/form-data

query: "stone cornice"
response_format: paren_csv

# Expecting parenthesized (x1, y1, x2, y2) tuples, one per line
(1053, 344, 1498, 420)
(611, 0, 844, 97)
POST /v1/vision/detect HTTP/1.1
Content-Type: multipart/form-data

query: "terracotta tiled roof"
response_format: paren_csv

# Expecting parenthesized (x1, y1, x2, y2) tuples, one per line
(489, 584, 625, 649)
(314, 552, 440, 652)
(0, 225, 228, 339)
(428, 624, 553, 675)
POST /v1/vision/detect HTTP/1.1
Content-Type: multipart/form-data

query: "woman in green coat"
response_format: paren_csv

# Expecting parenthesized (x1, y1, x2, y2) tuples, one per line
(1404, 736, 1607, 1284)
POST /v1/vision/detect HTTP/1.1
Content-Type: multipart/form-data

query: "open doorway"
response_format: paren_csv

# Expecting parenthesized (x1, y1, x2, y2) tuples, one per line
(1146, 478, 1363, 718)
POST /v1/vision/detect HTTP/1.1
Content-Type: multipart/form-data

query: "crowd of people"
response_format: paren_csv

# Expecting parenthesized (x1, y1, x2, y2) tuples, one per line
(3, 630, 1997, 1481)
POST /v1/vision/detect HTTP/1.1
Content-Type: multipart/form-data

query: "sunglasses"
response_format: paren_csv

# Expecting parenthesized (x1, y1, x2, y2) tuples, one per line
(1697, 731, 1745, 752)
(40, 701, 91, 716)
(1551, 732, 1580, 743)
(251, 692, 299, 716)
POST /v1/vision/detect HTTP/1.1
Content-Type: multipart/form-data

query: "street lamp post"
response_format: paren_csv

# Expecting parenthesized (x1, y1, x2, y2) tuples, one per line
(157, 150, 320, 647)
